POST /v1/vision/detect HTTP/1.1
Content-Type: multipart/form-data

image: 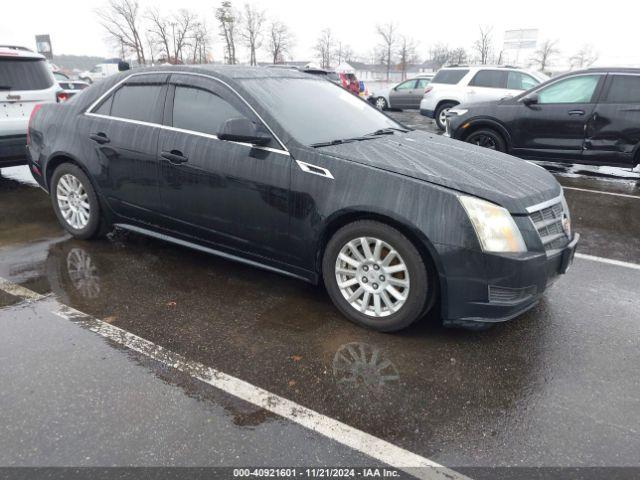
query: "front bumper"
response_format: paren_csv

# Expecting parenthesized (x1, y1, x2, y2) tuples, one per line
(439, 233, 580, 328)
(0, 135, 28, 166)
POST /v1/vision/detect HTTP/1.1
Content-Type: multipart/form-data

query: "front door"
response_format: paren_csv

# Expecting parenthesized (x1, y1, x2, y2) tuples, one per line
(389, 80, 417, 109)
(511, 74, 604, 162)
(157, 73, 292, 263)
(584, 74, 640, 167)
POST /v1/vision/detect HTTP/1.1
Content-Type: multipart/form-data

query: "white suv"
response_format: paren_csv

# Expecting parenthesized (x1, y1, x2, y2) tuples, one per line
(420, 66, 548, 130)
(1, 46, 59, 166)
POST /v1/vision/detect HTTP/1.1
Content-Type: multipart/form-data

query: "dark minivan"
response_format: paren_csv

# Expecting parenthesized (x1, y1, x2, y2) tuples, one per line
(27, 66, 578, 332)
(447, 68, 640, 168)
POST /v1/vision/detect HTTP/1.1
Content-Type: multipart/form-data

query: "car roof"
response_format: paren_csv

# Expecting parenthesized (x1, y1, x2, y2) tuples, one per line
(0, 45, 46, 60)
(582, 67, 640, 74)
(123, 64, 315, 82)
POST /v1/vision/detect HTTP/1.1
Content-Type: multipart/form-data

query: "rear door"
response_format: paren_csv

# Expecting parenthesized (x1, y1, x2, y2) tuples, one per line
(157, 73, 292, 261)
(389, 80, 417, 109)
(584, 73, 640, 166)
(466, 70, 510, 103)
(511, 74, 605, 162)
(84, 74, 168, 223)
(411, 78, 431, 109)
(0, 56, 56, 138)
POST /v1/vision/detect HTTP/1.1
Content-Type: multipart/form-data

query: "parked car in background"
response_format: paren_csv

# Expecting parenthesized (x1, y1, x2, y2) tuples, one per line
(371, 77, 432, 110)
(420, 66, 548, 130)
(0, 46, 59, 167)
(79, 59, 123, 84)
(446, 68, 640, 168)
(27, 65, 578, 332)
(53, 72, 89, 101)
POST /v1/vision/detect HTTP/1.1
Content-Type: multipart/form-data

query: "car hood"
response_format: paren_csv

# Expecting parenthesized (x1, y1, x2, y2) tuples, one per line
(316, 130, 560, 214)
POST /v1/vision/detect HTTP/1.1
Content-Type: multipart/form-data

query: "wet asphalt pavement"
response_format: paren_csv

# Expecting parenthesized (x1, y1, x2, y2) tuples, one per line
(1, 111, 639, 477)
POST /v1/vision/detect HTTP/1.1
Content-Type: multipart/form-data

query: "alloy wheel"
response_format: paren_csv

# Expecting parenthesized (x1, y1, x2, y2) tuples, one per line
(335, 237, 410, 317)
(375, 97, 387, 110)
(56, 173, 91, 230)
(438, 108, 450, 127)
(470, 134, 498, 149)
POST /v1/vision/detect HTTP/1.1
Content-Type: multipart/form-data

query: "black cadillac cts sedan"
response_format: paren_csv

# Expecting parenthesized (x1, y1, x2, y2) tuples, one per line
(27, 66, 579, 331)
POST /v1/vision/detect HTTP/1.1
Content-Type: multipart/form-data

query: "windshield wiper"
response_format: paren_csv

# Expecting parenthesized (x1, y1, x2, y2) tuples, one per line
(310, 136, 379, 148)
(364, 127, 409, 137)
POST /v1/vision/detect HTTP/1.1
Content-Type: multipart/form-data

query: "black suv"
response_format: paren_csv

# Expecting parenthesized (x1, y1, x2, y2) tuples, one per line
(447, 68, 640, 168)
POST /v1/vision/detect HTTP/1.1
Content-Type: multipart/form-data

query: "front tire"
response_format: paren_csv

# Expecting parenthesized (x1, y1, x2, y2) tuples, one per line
(322, 221, 433, 332)
(50, 163, 103, 240)
(465, 128, 506, 152)
(434, 102, 457, 130)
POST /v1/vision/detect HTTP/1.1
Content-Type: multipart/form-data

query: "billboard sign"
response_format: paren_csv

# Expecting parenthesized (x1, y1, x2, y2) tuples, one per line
(35, 34, 53, 60)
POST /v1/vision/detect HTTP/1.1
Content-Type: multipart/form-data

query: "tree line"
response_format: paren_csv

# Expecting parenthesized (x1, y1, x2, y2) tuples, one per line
(98, 0, 598, 75)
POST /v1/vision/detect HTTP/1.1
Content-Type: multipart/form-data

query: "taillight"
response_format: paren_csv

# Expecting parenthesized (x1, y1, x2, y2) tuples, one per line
(27, 104, 42, 145)
(56, 91, 69, 103)
(424, 86, 433, 95)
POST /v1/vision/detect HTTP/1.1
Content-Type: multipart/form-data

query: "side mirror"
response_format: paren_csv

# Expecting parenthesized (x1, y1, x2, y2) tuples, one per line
(118, 61, 130, 72)
(522, 93, 539, 106)
(218, 118, 271, 146)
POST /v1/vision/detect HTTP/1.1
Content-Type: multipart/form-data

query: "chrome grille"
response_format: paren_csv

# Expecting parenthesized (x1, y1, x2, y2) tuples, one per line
(528, 199, 570, 254)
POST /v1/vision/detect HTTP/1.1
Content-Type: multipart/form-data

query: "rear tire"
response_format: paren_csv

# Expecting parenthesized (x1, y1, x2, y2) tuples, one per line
(465, 128, 506, 153)
(434, 101, 457, 130)
(375, 97, 388, 110)
(50, 163, 103, 240)
(322, 220, 433, 332)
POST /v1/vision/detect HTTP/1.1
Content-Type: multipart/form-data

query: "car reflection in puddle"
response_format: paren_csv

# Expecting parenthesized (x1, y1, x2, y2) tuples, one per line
(332, 342, 400, 393)
(66, 247, 101, 299)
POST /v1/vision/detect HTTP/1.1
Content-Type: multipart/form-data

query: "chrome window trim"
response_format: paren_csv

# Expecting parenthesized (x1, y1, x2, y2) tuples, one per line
(84, 70, 290, 154)
(525, 193, 564, 214)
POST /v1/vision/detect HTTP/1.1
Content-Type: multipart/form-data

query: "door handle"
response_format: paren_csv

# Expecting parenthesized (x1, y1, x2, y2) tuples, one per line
(161, 150, 188, 165)
(568, 109, 585, 116)
(89, 132, 110, 144)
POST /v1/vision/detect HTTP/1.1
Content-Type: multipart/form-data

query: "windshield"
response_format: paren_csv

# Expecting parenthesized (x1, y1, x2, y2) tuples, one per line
(0, 58, 54, 91)
(240, 78, 403, 146)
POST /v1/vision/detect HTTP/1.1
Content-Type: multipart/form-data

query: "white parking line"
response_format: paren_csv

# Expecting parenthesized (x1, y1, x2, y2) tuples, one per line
(0, 277, 468, 480)
(576, 253, 640, 271)
(563, 186, 640, 200)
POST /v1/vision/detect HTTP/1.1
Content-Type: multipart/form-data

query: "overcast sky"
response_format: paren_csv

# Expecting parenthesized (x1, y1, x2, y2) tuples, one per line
(3, 0, 639, 67)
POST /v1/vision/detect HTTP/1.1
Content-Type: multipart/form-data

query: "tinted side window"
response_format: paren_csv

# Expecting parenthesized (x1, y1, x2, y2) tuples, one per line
(431, 69, 469, 85)
(604, 75, 640, 103)
(0, 58, 54, 91)
(110, 85, 163, 123)
(507, 72, 539, 90)
(469, 70, 507, 88)
(172, 86, 245, 136)
(538, 75, 600, 104)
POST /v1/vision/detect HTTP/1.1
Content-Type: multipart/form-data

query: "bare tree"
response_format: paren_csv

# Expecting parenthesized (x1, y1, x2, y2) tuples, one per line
(173, 9, 198, 63)
(146, 8, 172, 62)
(376, 23, 398, 81)
(190, 21, 212, 64)
(239, 3, 265, 66)
(473, 26, 493, 65)
(450, 47, 468, 65)
(216, 1, 239, 64)
(267, 20, 293, 64)
(531, 39, 560, 72)
(334, 41, 354, 65)
(314, 28, 334, 69)
(428, 43, 451, 69)
(97, 0, 146, 64)
(398, 36, 418, 80)
(570, 44, 598, 69)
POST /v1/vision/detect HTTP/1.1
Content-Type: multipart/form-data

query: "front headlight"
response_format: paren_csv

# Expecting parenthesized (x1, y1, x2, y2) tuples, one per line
(459, 196, 527, 253)
(448, 108, 468, 116)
